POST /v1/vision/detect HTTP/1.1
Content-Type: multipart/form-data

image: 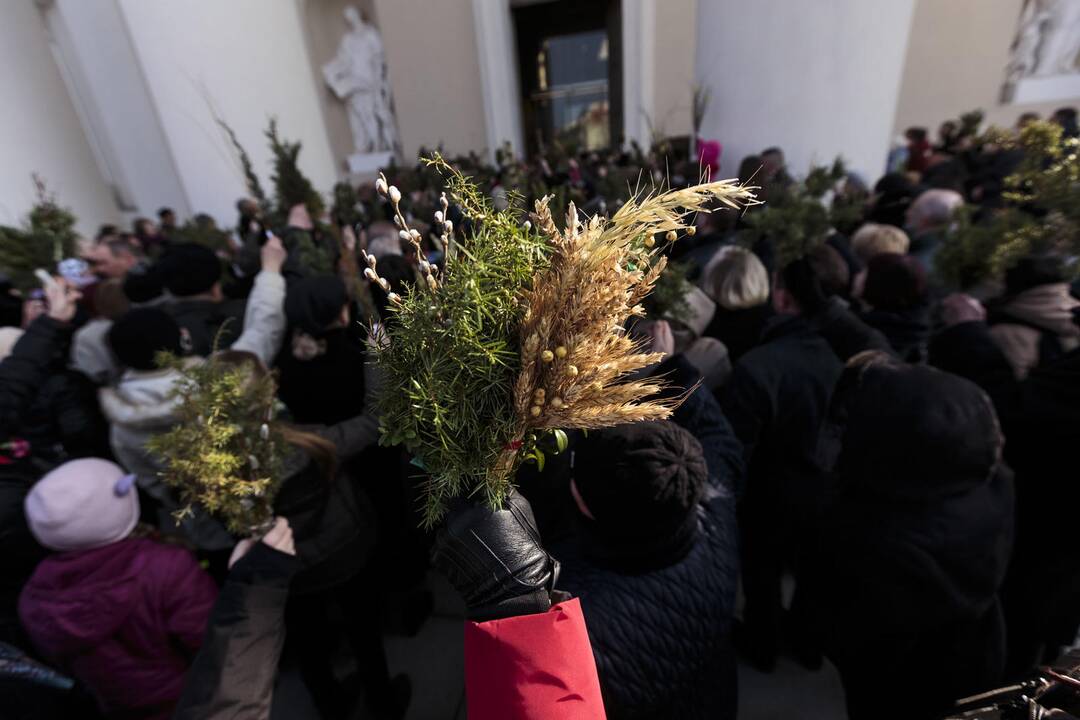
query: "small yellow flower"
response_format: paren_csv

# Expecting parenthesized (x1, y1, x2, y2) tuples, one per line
(530, 405, 541, 417)
(534, 388, 546, 398)
(665, 230, 678, 243)
(566, 365, 578, 376)
(550, 397, 564, 409)
(555, 346, 567, 358)
(541, 350, 554, 362)
(644, 236, 656, 248)
(686, 226, 697, 236)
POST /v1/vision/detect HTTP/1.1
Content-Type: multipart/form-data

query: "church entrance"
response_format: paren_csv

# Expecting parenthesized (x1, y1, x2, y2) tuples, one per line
(512, 0, 623, 156)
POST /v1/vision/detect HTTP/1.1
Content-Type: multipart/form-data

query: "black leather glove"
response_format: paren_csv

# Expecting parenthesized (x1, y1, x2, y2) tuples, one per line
(431, 490, 559, 622)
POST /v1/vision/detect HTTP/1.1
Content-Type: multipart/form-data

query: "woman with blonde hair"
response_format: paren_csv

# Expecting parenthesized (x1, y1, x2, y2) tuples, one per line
(850, 223, 910, 266)
(703, 246, 774, 361)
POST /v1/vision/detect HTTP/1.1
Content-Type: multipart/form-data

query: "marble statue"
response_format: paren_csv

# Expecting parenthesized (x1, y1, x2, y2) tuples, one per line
(1004, 0, 1080, 100)
(323, 6, 399, 156)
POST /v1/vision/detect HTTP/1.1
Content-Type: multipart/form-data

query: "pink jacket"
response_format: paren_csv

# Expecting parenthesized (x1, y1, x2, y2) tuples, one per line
(19, 536, 218, 719)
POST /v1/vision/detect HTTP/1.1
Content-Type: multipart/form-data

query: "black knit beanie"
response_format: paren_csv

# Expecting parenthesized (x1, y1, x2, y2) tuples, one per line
(158, 243, 221, 298)
(122, 262, 164, 304)
(1005, 254, 1065, 297)
(285, 276, 348, 337)
(574, 420, 707, 570)
(108, 308, 183, 370)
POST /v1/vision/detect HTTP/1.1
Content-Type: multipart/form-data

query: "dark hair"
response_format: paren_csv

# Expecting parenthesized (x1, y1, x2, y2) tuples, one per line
(807, 243, 850, 299)
(158, 243, 221, 297)
(777, 256, 827, 314)
(96, 224, 118, 241)
(107, 308, 182, 370)
(862, 253, 927, 311)
(905, 127, 928, 143)
(737, 154, 762, 185)
(157, 207, 175, 219)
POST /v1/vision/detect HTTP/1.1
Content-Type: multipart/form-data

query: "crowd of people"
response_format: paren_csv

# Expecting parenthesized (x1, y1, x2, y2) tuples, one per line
(1, 104, 1080, 720)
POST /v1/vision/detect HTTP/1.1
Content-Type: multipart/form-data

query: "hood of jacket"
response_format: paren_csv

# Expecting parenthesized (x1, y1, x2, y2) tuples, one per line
(997, 283, 1080, 337)
(97, 359, 199, 429)
(838, 363, 1002, 502)
(18, 538, 146, 655)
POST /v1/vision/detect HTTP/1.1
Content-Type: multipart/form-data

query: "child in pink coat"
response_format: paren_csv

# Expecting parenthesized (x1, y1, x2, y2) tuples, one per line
(19, 458, 218, 719)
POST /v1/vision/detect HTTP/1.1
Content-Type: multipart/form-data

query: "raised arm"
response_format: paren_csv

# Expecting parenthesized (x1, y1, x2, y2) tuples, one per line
(231, 236, 287, 366)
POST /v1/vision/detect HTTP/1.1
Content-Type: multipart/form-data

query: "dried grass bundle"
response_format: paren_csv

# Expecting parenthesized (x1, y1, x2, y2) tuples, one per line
(366, 156, 755, 525)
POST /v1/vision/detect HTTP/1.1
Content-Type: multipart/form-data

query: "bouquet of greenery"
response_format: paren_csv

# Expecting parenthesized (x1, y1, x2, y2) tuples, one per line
(938, 120, 1080, 288)
(146, 352, 286, 535)
(0, 176, 78, 291)
(364, 155, 755, 525)
(738, 159, 847, 267)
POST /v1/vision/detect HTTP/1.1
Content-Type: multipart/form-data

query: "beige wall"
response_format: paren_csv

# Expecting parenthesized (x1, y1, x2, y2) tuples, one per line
(652, 0, 696, 138)
(0, 1, 117, 237)
(373, 0, 488, 162)
(302, 0, 378, 170)
(894, 0, 1080, 135)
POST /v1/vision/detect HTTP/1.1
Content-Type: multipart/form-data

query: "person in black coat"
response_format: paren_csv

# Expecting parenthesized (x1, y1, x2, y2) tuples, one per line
(859, 252, 931, 363)
(158, 243, 247, 356)
(719, 274, 844, 671)
(785, 247, 895, 362)
(795, 354, 1013, 720)
(553, 355, 742, 719)
(276, 276, 369, 426)
(0, 280, 105, 646)
(930, 295, 1080, 677)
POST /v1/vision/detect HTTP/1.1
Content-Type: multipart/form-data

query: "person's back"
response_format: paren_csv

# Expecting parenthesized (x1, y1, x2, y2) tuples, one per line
(554, 379, 742, 719)
(797, 357, 1013, 719)
(157, 243, 244, 357)
(275, 276, 368, 425)
(987, 256, 1080, 379)
(18, 459, 217, 720)
(859, 252, 931, 363)
(719, 304, 842, 669)
(21, 537, 216, 719)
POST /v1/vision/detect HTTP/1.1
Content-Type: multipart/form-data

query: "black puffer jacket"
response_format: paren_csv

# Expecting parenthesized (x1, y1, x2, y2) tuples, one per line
(932, 322, 1080, 675)
(554, 368, 742, 720)
(796, 363, 1014, 720)
(0, 316, 108, 645)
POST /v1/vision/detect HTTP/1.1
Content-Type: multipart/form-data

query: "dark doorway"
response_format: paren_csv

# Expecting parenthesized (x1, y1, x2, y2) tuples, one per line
(512, 0, 622, 157)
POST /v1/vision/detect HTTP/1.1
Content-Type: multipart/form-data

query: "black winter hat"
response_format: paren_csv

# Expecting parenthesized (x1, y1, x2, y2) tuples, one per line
(107, 308, 183, 370)
(285, 276, 348, 337)
(1004, 254, 1065, 297)
(122, 262, 164, 304)
(574, 420, 707, 569)
(158, 243, 221, 297)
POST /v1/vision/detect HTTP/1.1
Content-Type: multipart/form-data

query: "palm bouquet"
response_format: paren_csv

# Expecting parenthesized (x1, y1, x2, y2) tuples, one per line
(366, 155, 755, 525)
